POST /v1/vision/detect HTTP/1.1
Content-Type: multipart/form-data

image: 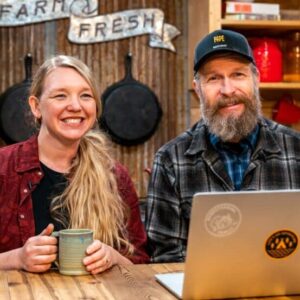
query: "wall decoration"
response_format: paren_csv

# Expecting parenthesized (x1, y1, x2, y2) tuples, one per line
(0, 0, 180, 51)
(0, 0, 98, 24)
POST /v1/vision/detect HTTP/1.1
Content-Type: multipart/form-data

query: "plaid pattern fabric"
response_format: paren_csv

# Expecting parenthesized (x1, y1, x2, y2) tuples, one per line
(209, 125, 259, 190)
(145, 118, 300, 263)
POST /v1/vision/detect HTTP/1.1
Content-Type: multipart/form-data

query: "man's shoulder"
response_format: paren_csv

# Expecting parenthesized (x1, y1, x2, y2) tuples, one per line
(156, 121, 205, 157)
(262, 118, 300, 140)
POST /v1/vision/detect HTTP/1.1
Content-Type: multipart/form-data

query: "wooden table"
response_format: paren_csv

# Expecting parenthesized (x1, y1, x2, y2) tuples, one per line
(0, 263, 183, 300)
(2, 263, 300, 300)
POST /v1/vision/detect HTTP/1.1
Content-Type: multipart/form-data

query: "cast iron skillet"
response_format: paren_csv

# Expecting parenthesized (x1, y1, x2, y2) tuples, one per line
(0, 53, 36, 144)
(99, 53, 162, 146)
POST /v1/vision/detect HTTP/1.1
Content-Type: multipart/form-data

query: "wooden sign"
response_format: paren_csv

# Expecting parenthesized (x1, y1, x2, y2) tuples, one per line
(0, 0, 180, 51)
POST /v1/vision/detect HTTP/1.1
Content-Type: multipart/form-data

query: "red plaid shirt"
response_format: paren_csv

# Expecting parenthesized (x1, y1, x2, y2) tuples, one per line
(0, 135, 149, 264)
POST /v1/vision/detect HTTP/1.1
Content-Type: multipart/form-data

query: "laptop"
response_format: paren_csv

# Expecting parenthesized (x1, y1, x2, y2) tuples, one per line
(155, 190, 300, 299)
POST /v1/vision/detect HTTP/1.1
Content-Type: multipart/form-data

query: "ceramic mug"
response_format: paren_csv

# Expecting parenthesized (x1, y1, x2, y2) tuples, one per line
(52, 229, 93, 275)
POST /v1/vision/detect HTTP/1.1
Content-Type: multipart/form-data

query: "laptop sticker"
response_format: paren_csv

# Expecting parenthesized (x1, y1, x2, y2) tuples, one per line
(265, 230, 298, 259)
(204, 203, 242, 237)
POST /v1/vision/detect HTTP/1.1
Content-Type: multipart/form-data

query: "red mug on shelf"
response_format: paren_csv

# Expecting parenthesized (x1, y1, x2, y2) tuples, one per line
(249, 38, 283, 82)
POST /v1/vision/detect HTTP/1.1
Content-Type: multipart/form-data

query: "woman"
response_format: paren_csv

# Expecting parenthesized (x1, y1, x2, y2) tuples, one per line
(0, 55, 149, 273)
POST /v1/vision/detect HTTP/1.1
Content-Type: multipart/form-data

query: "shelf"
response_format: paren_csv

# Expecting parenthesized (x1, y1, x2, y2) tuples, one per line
(259, 82, 300, 90)
(221, 19, 300, 31)
(188, 0, 300, 130)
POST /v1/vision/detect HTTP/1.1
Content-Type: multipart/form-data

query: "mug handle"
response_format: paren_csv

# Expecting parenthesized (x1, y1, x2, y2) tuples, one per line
(51, 231, 60, 269)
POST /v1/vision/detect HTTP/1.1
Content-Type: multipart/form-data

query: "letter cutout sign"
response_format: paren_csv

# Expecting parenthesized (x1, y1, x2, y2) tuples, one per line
(0, 0, 180, 52)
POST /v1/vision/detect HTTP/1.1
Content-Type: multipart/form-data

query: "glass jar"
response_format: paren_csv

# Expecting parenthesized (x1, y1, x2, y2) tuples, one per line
(249, 38, 283, 82)
(283, 32, 300, 82)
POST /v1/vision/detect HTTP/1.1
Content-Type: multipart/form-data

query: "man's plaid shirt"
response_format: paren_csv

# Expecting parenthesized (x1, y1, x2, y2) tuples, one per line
(145, 118, 300, 263)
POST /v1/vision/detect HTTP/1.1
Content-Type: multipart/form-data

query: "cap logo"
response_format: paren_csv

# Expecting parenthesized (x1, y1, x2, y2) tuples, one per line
(213, 35, 225, 43)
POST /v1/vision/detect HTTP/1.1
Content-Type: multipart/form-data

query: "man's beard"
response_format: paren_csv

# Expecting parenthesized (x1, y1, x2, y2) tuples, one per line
(200, 86, 262, 142)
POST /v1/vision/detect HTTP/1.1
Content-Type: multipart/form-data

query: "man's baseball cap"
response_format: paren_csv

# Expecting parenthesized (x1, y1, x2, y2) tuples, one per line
(194, 29, 255, 73)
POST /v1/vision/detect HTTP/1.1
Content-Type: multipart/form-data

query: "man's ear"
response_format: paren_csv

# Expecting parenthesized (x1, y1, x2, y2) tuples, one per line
(193, 79, 201, 98)
(256, 68, 261, 83)
(253, 65, 260, 84)
(28, 96, 42, 119)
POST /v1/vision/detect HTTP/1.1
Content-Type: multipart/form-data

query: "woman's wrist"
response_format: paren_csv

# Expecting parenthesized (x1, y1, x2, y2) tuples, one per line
(111, 247, 133, 265)
(0, 247, 23, 270)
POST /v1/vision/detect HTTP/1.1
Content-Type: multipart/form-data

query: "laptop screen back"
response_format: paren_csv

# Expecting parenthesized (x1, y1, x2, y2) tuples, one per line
(183, 190, 300, 299)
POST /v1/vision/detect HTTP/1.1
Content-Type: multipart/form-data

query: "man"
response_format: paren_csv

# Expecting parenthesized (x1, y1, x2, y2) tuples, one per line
(145, 29, 300, 263)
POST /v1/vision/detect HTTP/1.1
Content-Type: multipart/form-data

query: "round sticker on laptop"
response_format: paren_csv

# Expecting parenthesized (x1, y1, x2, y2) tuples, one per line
(265, 230, 298, 259)
(204, 203, 242, 237)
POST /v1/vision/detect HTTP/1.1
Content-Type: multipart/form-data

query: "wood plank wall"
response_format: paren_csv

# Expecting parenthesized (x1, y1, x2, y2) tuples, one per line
(0, 0, 187, 198)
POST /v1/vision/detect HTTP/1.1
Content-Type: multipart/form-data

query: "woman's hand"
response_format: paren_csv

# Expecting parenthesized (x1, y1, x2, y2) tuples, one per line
(16, 224, 58, 272)
(83, 240, 133, 275)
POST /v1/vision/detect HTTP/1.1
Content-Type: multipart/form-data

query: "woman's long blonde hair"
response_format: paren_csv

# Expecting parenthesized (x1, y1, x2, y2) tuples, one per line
(30, 55, 133, 255)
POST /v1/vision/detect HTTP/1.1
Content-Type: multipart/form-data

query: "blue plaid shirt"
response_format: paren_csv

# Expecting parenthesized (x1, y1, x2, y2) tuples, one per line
(209, 125, 259, 190)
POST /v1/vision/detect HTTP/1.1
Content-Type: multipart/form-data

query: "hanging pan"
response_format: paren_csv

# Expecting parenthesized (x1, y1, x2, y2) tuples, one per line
(99, 53, 162, 146)
(0, 53, 36, 144)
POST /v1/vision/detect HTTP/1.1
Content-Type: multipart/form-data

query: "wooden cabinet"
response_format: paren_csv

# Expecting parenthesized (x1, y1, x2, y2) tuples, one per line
(188, 0, 300, 131)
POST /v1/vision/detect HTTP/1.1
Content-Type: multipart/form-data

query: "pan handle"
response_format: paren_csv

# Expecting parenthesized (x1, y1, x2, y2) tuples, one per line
(124, 53, 133, 80)
(24, 53, 32, 82)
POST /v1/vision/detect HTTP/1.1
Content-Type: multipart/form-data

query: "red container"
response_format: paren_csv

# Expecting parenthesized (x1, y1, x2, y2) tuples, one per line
(273, 94, 300, 124)
(250, 38, 283, 82)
